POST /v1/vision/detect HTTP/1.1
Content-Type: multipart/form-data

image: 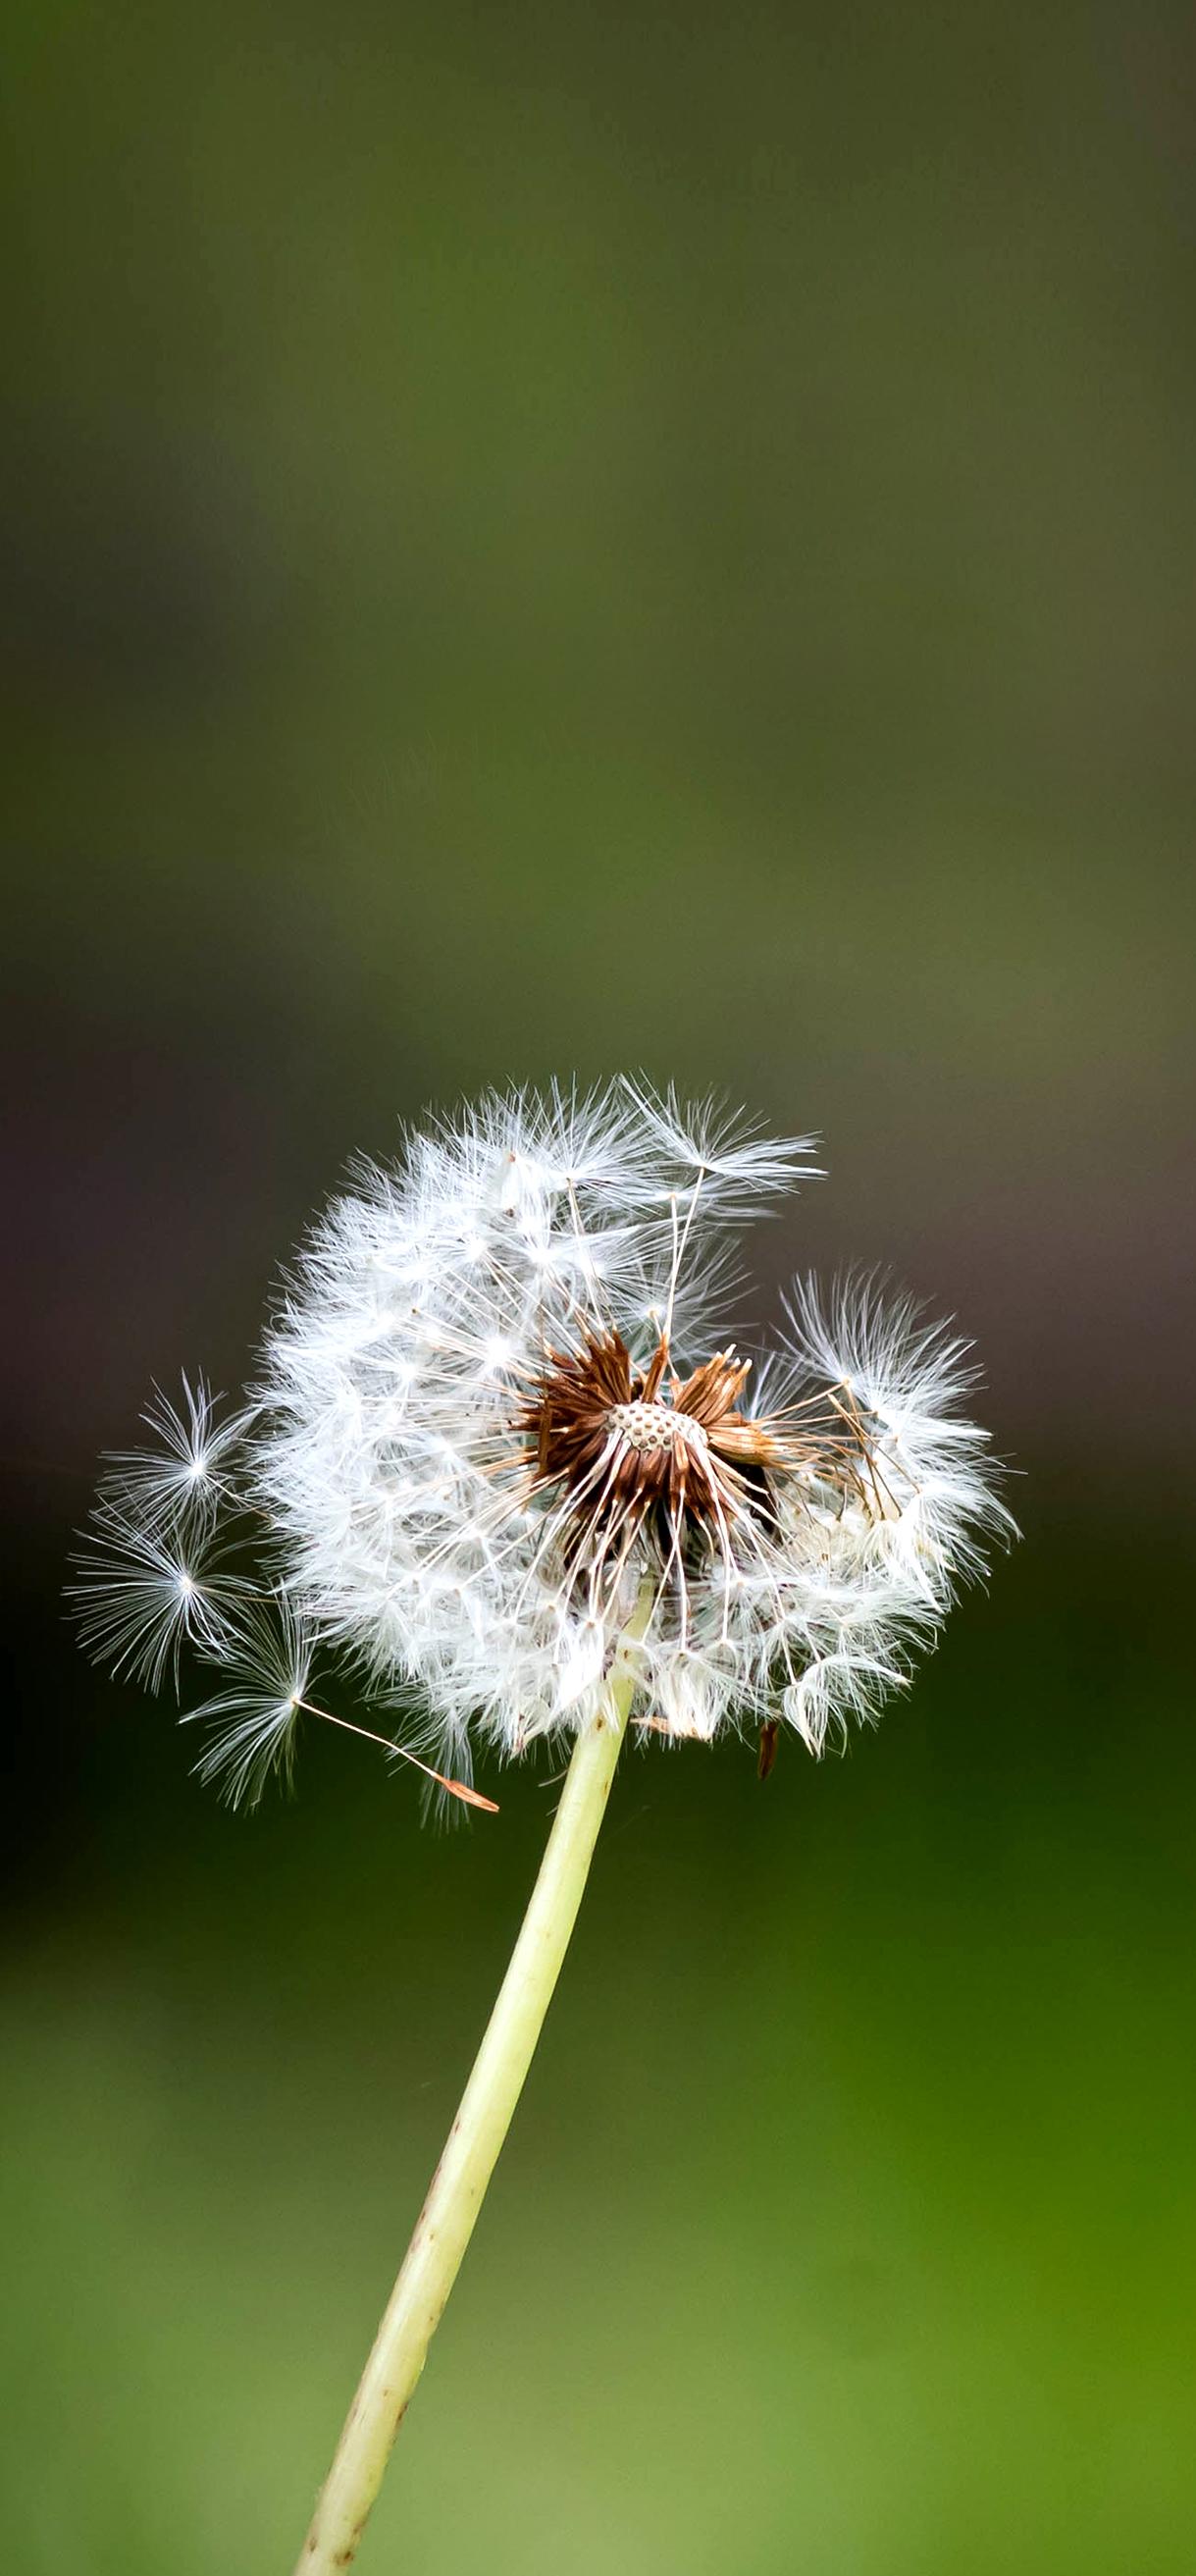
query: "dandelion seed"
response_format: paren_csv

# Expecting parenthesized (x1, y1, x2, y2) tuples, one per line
(101, 1374, 253, 1530)
(184, 1599, 315, 1809)
(184, 1599, 501, 1814)
(69, 1501, 244, 1691)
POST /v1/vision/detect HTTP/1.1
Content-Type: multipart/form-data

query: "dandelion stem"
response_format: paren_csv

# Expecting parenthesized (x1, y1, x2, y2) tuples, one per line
(293, 1582, 653, 2574)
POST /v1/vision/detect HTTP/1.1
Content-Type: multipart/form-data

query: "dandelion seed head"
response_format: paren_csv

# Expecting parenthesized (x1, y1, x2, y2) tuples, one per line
(71, 1079, 1012, 1797)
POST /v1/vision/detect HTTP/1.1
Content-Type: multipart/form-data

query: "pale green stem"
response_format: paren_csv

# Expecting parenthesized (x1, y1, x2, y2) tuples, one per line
(294, 1587, 653, 2574)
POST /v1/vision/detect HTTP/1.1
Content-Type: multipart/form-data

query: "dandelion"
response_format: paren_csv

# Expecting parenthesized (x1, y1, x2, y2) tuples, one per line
(70, 1078, 1013, 2572)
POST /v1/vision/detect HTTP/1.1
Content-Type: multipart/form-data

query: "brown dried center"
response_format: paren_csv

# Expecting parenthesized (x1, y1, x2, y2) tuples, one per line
(515, 1325, 795, 1572)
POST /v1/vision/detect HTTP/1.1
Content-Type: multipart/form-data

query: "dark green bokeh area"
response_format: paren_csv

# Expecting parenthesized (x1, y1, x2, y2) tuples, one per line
(4, 2, 1194, 2570)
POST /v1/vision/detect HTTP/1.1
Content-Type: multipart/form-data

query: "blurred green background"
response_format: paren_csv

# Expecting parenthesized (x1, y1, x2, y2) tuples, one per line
(3, 3, 1194, 2570)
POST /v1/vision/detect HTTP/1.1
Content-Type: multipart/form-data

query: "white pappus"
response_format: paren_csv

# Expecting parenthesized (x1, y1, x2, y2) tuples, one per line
(71, 1080, 1014, 1806)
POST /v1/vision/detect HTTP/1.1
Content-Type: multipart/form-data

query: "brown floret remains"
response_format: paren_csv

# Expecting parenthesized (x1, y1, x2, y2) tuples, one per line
(516, 1325, 804, 1569)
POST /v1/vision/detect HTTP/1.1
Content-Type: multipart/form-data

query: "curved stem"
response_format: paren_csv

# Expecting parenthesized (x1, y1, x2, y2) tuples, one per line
(294, 1592, 651, 2573)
